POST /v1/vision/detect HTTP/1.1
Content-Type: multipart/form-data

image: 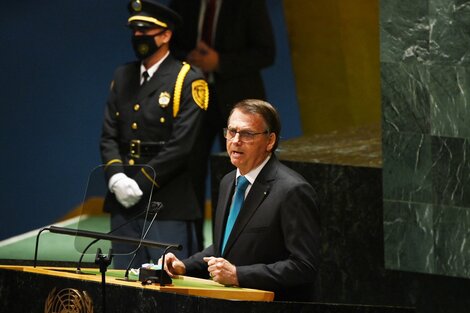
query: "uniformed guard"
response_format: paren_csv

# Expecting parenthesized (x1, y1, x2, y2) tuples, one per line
(100, 0, 209, 269)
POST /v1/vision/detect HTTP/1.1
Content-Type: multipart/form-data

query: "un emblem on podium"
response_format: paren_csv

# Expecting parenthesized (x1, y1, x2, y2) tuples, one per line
(45, 288, 93, 313)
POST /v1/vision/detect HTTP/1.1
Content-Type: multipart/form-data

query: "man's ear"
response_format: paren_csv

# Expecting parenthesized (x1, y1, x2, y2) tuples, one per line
(162, 29, 172, 44)
(266, 133, 276, 152)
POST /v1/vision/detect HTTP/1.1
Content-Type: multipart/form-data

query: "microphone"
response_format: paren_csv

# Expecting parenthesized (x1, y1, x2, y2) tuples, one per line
(75, 201, 163, 273)
(120, 201, 163, 281)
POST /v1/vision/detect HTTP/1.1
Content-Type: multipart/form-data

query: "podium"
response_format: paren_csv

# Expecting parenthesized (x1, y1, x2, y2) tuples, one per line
(0, 265, 273, 301)
(0, 265, 413, 313)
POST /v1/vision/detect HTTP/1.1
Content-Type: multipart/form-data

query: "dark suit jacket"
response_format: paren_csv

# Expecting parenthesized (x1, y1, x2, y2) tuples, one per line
(100, 55, 207, 220)
(183, 155, 320, 301)
(169, 0, 276, 120)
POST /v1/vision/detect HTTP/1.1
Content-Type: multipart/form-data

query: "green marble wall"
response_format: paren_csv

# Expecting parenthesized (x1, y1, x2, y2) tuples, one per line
(381, 0, 470, 278)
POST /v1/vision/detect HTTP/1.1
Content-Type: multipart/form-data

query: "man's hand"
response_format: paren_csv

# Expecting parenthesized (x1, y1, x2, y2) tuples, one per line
(187, 41, 219, 73)
(109, 173, 143, 208)
(159, 252, 186, 277)
(204, 257, 239, 286)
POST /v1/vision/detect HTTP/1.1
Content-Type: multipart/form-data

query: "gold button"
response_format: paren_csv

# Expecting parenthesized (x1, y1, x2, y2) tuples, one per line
(134, 104, 140, 111)
(115, 112, 120, 117)
(160, 117, 165, 123)
(131, 122, 138, 130)
(129, 159, 135, 165)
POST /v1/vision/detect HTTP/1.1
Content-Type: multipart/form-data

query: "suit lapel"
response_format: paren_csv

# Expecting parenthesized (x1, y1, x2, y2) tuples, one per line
(222, 157, 278, 256)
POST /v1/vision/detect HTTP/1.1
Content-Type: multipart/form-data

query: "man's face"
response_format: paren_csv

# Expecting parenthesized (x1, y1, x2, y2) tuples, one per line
(226, 109, 275, 175)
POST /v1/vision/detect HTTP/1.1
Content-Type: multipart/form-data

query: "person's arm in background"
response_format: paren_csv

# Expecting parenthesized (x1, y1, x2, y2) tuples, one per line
(169, 0, 275, 78)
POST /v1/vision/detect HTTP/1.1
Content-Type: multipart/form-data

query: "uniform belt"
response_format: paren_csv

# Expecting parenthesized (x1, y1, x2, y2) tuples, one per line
(121, 140, 166, 158)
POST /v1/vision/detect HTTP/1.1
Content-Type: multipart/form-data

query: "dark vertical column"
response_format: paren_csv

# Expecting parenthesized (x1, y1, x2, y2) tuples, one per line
(381, 0, 470, 278)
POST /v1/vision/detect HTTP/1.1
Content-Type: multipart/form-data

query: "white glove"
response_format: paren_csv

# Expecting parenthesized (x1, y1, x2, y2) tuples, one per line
(109, 173, 143, 208)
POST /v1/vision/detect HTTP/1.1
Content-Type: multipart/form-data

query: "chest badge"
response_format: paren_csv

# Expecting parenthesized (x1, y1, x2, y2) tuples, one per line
(159, 92, 171, 108)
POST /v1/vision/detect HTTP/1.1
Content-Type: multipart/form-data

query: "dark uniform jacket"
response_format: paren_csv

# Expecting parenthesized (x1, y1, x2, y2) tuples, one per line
(182, 156, 320, 301)
(100, 54, 208, 220)
(169, 0, 275, 120)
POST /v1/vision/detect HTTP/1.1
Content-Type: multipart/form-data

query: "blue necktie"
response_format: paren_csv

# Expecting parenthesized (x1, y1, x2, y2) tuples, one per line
(221, 176, 250, 253)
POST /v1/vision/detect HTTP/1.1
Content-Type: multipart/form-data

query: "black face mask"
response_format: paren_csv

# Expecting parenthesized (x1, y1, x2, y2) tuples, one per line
(131, 29, 166, 60)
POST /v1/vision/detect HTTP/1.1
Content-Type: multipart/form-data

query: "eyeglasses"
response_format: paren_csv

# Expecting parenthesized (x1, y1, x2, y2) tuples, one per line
(223, 128, 269, 143)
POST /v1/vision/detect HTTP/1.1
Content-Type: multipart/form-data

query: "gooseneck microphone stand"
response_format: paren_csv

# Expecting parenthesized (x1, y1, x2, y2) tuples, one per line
(76, 201, 162, 274)
(120, 201, 181, 285)
(121, 202, 163, 281)
(159, 245, 177, 287)
(95, 248, 113, 313)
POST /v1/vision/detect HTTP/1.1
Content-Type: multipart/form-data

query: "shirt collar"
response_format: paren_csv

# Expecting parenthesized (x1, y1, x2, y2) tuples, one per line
(236, 154, 271, 186)
(140, 50, 170, 80)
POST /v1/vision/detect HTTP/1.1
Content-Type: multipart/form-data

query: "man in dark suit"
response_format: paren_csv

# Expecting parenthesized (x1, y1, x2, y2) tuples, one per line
(100, 0, 209, 268)
(161, 99, 320, 301)
(168, 0, 276, 253)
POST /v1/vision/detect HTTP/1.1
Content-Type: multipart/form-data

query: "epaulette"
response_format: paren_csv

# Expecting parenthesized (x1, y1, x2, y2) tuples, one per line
(173, 63, 209, 117)
(173, 63, 191, 117)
